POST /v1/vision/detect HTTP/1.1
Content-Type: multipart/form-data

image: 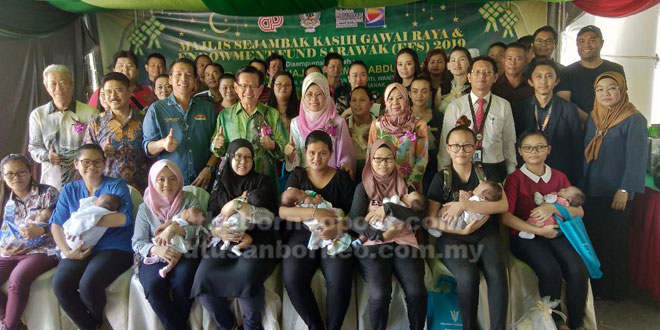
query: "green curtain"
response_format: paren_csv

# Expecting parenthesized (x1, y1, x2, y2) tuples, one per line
(0, 0, 80, 39)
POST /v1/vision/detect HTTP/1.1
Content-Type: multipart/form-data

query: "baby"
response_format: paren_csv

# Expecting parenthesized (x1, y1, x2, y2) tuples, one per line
(281, 188, 352, 255)
(353, 192, 428, 246)
(208, 204, 255, 257)
(519, 186, 585, 239)
(145, 207, 206, 278)
(430, 181, 502, 237)
(0, 208, 53, 256)
(62, 194, 121, 254)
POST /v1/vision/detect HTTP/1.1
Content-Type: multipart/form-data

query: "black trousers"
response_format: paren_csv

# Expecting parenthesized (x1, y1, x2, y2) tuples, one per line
(356, 243, 427, 330)
(52, 249, 133, 330)
(199, 288, 265, 330)
(139, 256, 200, 330)
(511, 235, 588, 329)
(282, 245, 354, 330)
(437, 230, 508, 330)
(583, 196, 631, 300)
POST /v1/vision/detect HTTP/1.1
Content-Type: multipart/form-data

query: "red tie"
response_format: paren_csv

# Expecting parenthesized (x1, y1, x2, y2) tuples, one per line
(475, 98, 485, 132)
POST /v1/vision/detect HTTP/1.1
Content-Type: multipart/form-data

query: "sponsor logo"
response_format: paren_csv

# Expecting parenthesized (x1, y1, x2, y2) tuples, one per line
(300, 12, 321, 33)
(364, 7, 386, 28)
(335, 9, 363, 28)
(258, 16, 284, 33)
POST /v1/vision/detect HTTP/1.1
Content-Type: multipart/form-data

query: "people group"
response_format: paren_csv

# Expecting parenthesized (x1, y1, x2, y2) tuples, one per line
(0, 23, 646, 330)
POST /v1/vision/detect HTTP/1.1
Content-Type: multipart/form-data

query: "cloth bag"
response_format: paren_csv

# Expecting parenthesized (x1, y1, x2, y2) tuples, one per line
(512, 296, 565, 330)
(553, 203, 603, 279)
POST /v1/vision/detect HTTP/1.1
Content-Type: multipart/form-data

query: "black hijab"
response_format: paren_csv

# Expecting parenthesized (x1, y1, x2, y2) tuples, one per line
(208, 139, 277, 215)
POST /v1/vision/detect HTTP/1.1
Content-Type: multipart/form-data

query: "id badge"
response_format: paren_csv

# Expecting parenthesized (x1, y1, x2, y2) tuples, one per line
(472, 149, 483, 163)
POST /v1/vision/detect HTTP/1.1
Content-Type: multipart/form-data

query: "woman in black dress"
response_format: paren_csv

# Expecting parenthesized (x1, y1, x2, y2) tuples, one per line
(191, 139, 278, 330)
(279, 130, 355, 330)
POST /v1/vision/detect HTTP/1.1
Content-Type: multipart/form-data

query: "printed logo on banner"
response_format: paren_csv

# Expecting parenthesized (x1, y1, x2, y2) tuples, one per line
(364, 7, 386, 28)
(335, 9, 363, 28)
(300, 12, 321, 33)
(258, 16, 284, 33)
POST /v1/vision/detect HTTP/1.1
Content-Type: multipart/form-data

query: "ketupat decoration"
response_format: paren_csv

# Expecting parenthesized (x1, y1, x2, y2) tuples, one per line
(478, 1, 505, 33)
(498, 9, 518, 38)
(140, 16, 166, 49)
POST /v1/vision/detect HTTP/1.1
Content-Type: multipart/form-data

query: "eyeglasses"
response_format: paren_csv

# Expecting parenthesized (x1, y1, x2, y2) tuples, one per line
(595, 85, 620, 94)
(78, 159, 105, 168)
(534, 38, 556, 45)
(470, 70, 494, 77)
(520, 145, 549, 153)
(233, 154, 253, 162)
(372, 157, 395, 164)
(3, 169, 28, 180)
(236, 83, 260, 90)
(448, 144, 475, 153)
(274, 83, 292, 89)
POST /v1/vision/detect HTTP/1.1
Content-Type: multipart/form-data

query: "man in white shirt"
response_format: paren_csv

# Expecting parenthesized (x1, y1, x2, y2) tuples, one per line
(438, 56, 517, 182)
(28, 65, 98, 190)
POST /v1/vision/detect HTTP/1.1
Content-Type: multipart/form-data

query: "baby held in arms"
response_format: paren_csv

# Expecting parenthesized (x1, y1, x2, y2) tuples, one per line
(208, 192, 255, 256)
(145, 207, 206, 278)
(62, 194, 121, 254)
(518, 186, 585, 239)
(353, 191, 428, 247)
(430, 181, 502, 237)
(281, 187, 352, 255)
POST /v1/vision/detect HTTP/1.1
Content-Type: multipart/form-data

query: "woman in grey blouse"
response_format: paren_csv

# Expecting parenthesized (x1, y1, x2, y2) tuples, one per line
(132, 159, 206, 330)
(582, 72, 647, 300)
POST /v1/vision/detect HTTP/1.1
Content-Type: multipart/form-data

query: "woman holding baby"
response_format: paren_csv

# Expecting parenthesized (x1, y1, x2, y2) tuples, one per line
(349, 139, 427, 330)
(132, 159, 207, 330)
(279, 130, 355, 330)
(0, 154, 59, 330)
(49, 143, 134, 330)
(501, 130, 588, 330)
(425, 118, 509, 330)
(191, 139, 278, 330)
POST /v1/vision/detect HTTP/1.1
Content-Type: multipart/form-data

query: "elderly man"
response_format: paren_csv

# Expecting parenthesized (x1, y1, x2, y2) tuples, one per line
(143, 58, 218, 187)
(194, 63, 224, 114)
(211, 65, 287, 188)
(84, 72, 150, 192)
(492, 42, 534, 107)
(28, 64, 98, 190)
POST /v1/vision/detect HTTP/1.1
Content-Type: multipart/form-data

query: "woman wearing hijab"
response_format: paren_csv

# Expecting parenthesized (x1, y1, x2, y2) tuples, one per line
(132, 160, 206, 330)
(582, 72, 646, 300)
(368, 83, 428, 192)
(192, 139, 278, 330)
(285, 72, 354, 178)
(349, 139, 427, 330)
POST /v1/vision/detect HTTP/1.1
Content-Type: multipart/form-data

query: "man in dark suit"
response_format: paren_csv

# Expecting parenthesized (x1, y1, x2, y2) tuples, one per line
(513, 59, 583, 184)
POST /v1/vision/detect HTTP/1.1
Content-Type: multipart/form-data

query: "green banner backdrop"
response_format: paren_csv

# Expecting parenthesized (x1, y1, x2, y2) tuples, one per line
(101, 2, 542, 93)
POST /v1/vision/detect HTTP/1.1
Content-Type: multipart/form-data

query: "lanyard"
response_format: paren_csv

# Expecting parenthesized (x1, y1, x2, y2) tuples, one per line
(534, 99, 553, 132)
(468, 95, 492, 147)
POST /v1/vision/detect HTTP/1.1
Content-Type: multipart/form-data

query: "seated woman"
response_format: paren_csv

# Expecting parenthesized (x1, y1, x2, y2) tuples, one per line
(425, 119, 509, 330)
(50, 144, 134, 330)
(191, 139, 278, 330)
(502, 130, 588, 330)
(132, 160, 207, 330)
(279, 130, 355, 330)
(0, 154, 59, 330)
(349, 139, 427, 330)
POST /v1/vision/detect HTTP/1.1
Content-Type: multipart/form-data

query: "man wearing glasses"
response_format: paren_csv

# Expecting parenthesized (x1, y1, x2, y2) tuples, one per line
(439, 56, 516, 183)
(211, 65, 287, 189)
(557, 25, 626, 122)
(143, 58, 218, 187)
(523, 26, 565, 78)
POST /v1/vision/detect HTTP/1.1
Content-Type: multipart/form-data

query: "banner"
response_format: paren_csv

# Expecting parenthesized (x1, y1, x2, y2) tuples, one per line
(101, 1, 538, 94)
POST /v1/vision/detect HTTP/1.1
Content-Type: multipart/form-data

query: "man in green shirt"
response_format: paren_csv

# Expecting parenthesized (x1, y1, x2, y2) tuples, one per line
(211, 65, 287, 188)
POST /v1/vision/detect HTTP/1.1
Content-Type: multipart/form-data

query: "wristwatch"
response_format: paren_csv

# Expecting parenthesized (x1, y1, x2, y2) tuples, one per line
(619, 189, 628, 193)
(206, 164, 214, 172)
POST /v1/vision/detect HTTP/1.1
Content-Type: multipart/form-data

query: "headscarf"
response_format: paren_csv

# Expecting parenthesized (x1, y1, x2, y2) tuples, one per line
(209, 139, 276, 214)
(297, 72, 339, 137)
(143, 160, 184, 222)
(378, 83, 417, 139)
(585, 72, 641, 163)
(362, 139, 408, 201)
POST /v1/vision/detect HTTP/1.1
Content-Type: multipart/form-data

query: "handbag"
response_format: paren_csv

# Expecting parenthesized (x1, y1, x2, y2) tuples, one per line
(553, 204, 603, 279)
(427, 276, 463, 330)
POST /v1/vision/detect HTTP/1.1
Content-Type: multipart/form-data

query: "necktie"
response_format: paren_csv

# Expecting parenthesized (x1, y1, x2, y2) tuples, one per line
(475, 98, 485, 132)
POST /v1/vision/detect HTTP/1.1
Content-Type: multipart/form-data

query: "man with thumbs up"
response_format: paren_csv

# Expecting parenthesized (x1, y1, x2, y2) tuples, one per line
(29, 64, 98, 190)
(84, 72, 150, 191)
(212, 65, 287, 189)
(143, 58, 218, 187)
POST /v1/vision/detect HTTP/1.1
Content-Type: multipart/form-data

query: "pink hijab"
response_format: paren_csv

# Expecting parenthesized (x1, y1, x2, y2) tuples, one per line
(143, 160, 184, 222)
(378, 83, 416, 138)
(297, 72, 339, 137)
